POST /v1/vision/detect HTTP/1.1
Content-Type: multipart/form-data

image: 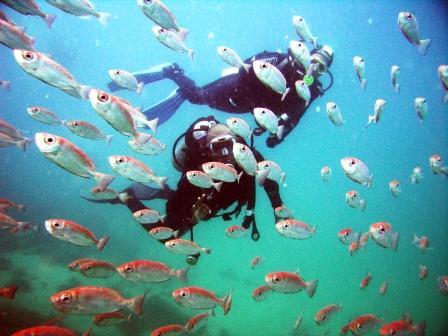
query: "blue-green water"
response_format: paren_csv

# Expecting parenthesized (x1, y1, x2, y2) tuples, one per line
(1, 0, 447, 335)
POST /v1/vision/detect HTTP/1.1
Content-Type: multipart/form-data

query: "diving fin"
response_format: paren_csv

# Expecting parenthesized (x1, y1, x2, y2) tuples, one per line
(143, 88, 186, 125)
(107, 63, 176, 92)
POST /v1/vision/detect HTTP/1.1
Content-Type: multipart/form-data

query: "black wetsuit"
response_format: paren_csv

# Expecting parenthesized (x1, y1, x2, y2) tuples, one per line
(155, 51, 324, 147)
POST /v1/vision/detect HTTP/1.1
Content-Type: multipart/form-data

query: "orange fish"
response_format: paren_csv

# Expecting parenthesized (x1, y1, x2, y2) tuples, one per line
(116, 260, 188, 283)
(11, 325, 91, 336)
(80, 260, 116, 278)
(0, 198, 26, 213)
(265, 271, 318, 297)
(349, 314, 382, 335)
(50, 286, 145, 315)
(45, 219, 109, 250)
(418, 265, 428, 280)
(252, 285, 272, 302)
(379, 314, 425, 336)
(184, 310, 215, 332)
(412, 234, 429, 253)
(251, 256, 263, 270)
(379, 281, 388, 295)
(315, 304, 342, 325)
(68, 258, 98, 271)
(172, 286, 232, 315)
(93, 311, 131, 327)
(150, 325, 185, 336)
(360, 272, 372, 289)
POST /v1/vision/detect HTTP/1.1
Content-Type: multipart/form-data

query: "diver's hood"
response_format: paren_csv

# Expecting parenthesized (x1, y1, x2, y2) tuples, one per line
(206, 124, 237, 156)
(310, 45, 334, 76)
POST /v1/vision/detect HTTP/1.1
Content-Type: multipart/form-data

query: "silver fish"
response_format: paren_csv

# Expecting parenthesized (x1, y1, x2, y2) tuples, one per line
(2, 0, 56, 28)
(108, 69, 144, 95)
(326, 102, 345, 126)
(391, 65, 400, 94)
(415, 97, 428, 122)
(137, 0, 186, 34)
(0, 19, 35, 51)
(253, 60, 290, 101)
(217, 46, 251, 73)
(152, 26, 193, 59)
(292, 15, 317, 47)
(353, 56, 366, 90)
(27, 106, 62, 125)
(365, 99, 386, 129)
(398, 12, 431, 55)
(45, 0, 111, 26)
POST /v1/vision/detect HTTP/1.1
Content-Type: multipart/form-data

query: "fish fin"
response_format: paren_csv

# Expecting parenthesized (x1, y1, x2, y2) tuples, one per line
(1, 286, 18, 300)
(280, 172, 286, 185)
(146, 117, 159, 133)
(367, 175, 373, 189)
(134, 132, 152, 145)
(176, 267, 189, 282)
(237, 171, 243, 183)
(92, 172, 115, 190)
(281, 87, 290, 101)
(360, 78, 366, 90)
(201, 247, 212, 254)
(311, 36, 318, 48)
(187, 49, 195, 60)
(178, 28, 189, 41)
(97, 12, 112, 26)
(256, 170, 268, 186)
(391, 231, 399, 251)
(412, 234, 420, 245)
(104, 135, 113, 146)
(18, 204, 26, 212)
(128, 293, 145, 316)
(277, 125, 284, 140)
(222, 293, 232, 315)
(444, 92, 448, 103)
(395, 83, 400, 94)
(243, 63, 252, 73)
(214, 181, 223, 192)
(305, 279, 318, 297)
(160, 214, 166, 223)
(364, 115, 375, 129)
(118, 192, 131, 204)
(415, 321, 426, 336)
(172, 230, 180, 238)
(417, 39, 431, 56)
(154, 176, 168, 189)
(44, 14, 57, 29)
(97, 236, 109, 250)
(136, 82, 144, 95)
(82, 328, 92, 336)
(1, 81, 11, 90)
(359, 199, 367, 211)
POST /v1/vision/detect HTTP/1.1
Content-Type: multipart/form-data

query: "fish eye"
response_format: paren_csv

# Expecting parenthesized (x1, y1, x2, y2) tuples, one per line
(85, 266, 91, 270)
(261, 63, 268, 69)
(139, 212, 144, 217)
(241, 146, 246, 151)
(357, 323, 362, 329)
(232, 119, 237, 124)
(180, 291, 187, 297)
(380, 227, 385, 232)
(44, 135, 56, 144)
(98, 92, 109, 102)
(344, 232, 349, 237)
(192, 173, 197, 177)
(22, 51, 34, 60)
(53, 221, 61, 228)
(117, 157, 124, 163)
(349, 159, 356, 166)
(264, 163, 269, 168)
(160, 28, 165, 33)
(298, 43, 302, 47)
(353, 193, 357, 198)
(115, 70, 121, 75)
(125, 266, 132, 272)
(261, 110, 266, 114)
(422, 99, 426, 103)
(284, 224, 289, 228)
(32, 107, 38, 112)
(210, 164, 215, 169)
(390, 329, 396, 336)
(321, 314, 326, 320)
(74, 122, 78, 126)
(61, 294, 72, 304)
(273, 276, 280, 282)
(223, 47, 227, 51)
(406, 13, 412, 20)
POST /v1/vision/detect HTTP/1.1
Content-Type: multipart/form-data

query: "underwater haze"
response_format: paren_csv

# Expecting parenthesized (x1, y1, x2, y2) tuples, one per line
(1, 0, 448, 335)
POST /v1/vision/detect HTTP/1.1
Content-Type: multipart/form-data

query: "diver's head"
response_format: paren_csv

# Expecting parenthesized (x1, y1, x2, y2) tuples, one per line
(310, 45, 334, 77)
(206, 124, 237, 157)
(186, 254, 200, 266)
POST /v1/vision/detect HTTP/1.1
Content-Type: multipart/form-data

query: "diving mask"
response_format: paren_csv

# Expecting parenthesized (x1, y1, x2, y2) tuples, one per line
(206, 124, 236, 156)
(309, 45, 334, 76)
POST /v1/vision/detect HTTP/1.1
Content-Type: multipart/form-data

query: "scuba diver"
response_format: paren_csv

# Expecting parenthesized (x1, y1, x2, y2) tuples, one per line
(84, 116, 286, 265)
(107, 45, 334, 148)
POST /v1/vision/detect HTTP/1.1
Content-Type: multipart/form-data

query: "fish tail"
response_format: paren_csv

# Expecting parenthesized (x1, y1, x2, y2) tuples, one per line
(255, 169, 268, 186)
(146, 118, 159, 133)
(395, 83, 400, 94)
(187, 48, 195, 60)
(127, 293, 145, 316)
(44, 14, 57, 29)
(277, 125, 284, 140)
(92, 172, 115, 190)
(201, 247, 212, 254)
(214, 181, 223, 192)
(82, 328, 92, 336)
(281, 87, 290, 102)
(360, 78, 366, 90)
(280, 172, 286, 185)
(221, 293, 232, 315)
(97, 12, 112, 27)
(159, 214, 166, 223)
(154, 176, 168, 189)
(1, 286, 18, 300)
(173, 230, 179, 238)
(305, 279, 318, 297)
(105, 135, 113, 146)
(417, 39, 431, 56)
(311, 36, 318, 48)
(444, 92, 448, 103)
(243, 63, 252, 73)
(78, 85, 92, 100)
(364, 115, 375, 129)
(1, 81, 11, 90)
(175, 267, 189, 282)
(236, 171, 243, 184)
(136, 82, 144, 95)
(415, 321, 426, 336)
(97, 236, 109, 250)
(18, 204, 26, 212)
(15, 139, 28, 152)
(367, 175, 373, 189)
(391, 231, 400, 251)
